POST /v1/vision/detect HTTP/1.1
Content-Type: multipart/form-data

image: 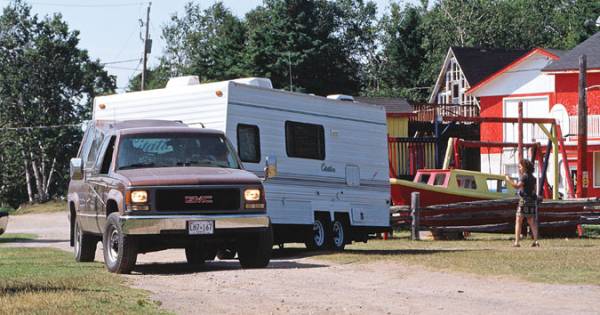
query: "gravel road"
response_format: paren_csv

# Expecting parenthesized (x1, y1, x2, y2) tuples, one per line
(4, 212, 600, 315)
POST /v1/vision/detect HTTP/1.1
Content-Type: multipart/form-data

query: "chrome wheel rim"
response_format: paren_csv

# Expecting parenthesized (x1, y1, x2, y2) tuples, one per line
(107, 226, 119, 263)
(332, 221, 344, 248)
(313, 220, 325, 247)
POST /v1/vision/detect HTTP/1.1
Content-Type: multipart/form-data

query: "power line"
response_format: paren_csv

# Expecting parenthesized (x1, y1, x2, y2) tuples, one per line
(0, 1, 147, 8)
(105, 65, 142, 71)
(102, 58, 141, 65)
(0, 124, 82, 131)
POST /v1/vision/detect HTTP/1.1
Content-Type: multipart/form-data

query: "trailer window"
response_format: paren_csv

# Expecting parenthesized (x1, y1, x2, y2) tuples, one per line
(237, 124, 261, 163)
(285, 121, 325, 160)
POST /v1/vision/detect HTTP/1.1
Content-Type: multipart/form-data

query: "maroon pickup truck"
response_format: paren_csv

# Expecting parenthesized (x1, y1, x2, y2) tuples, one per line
(68, 120, 272, 273)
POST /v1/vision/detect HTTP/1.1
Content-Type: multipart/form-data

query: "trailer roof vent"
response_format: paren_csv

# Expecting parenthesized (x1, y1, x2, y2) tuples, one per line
(166, 76, 200, 88)
(231, 77, 273, 89)
(327, 94, 355, 102)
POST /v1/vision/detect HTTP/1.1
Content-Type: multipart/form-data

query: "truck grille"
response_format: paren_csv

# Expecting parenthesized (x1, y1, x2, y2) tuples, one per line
(155, 188, 240, 211)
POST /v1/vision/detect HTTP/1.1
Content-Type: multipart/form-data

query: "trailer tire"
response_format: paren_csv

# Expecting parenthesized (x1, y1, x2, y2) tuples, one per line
(74, 219, 98, 262)
(331, 219, 348, 251)
(238, 226, 273, 268)
(305, 216, 331, 250)
(103, 213, 137, 274)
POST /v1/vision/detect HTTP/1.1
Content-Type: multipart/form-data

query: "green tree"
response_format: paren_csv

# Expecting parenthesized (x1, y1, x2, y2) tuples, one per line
(367, 2, 427, 100)
(0, 1, 115, 206)
(245, 0, 368, 95)
(163, 2, 248, 81)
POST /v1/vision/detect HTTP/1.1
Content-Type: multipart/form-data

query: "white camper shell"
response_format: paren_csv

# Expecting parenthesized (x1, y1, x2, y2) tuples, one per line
(93, 77, 390, 249)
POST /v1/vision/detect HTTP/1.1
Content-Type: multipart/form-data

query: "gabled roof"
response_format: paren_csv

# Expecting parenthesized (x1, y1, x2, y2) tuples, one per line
(543, 32, 600, 72)
(429, 47, 529, 103)
(452, 47, 530, 86)
(354, 97, 413, 115)
(467, 48, 562, 94)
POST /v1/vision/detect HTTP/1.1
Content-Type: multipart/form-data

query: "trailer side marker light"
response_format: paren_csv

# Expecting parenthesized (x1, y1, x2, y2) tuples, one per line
(216, 90, 223, 97)
(98, 103, 106, 110)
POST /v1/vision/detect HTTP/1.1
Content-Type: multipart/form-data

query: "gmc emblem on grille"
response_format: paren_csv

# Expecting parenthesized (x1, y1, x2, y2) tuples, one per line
(184, 195, 214, 204)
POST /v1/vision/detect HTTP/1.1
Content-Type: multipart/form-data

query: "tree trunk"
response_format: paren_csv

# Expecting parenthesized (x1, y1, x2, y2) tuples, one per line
(44, 157, 56, 196)
(30, 153, 46, 202)
(22, 154, 34, 203)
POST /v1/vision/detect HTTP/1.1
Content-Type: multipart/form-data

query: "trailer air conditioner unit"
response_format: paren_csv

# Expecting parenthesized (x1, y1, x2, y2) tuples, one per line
(327, 94, 355, 102)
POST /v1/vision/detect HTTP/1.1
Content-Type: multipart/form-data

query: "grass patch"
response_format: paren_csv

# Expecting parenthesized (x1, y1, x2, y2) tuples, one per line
(316, 232, 600, 285)
(0, 247, 168, 314)
(12, 200, 67, 215)
(0, 233, 37, 243)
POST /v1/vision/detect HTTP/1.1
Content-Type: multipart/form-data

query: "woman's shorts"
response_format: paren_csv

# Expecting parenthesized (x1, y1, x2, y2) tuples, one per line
(517, 199, 537, 218)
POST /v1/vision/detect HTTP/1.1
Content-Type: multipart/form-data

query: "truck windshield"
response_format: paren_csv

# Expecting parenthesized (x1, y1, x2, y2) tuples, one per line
(116, 133, 240, 170)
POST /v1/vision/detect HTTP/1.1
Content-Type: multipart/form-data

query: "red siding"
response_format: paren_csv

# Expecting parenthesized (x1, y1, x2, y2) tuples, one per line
(553, 73, 600, 114)
(479, 96, 504, 154)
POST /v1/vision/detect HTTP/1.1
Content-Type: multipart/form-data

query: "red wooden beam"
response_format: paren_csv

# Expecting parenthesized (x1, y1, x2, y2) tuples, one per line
(518, 101, 524, 162)
(457, 140, 540, 148)
(443, 116, 555, 124)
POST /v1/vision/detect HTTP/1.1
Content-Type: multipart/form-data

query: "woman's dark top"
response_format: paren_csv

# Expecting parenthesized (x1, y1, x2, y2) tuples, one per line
(519, 172, 536, 199)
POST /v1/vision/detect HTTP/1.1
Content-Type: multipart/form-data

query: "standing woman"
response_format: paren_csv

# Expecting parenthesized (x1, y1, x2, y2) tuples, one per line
(506, 159, 540, 247)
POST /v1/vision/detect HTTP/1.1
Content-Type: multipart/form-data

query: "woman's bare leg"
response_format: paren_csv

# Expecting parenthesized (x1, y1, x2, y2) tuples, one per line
(526, 217, 539, 241)
(514, 215, 523, 245)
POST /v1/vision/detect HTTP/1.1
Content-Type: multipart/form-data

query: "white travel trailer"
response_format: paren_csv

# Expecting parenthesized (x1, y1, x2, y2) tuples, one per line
(93, 77, 390, 250)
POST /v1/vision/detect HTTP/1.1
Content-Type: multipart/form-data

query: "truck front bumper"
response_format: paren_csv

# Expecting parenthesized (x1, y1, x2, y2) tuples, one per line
(120, 213, 270, 235)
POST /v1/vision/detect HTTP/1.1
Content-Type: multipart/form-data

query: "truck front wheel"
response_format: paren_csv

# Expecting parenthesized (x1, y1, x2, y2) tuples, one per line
(103, 213, 137, 274)
(238, 226, 273, 268)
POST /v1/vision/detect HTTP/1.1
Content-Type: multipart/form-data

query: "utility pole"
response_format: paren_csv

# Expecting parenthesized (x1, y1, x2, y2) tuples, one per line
(576, 55, 587, 198)
(141, 2, 152, 91)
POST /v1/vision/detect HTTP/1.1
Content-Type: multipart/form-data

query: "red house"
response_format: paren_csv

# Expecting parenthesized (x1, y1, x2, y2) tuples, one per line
(467, 32, 600, 197)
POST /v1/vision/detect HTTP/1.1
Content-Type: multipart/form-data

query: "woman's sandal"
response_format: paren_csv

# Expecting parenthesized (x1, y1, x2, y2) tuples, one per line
(531, 241, 540, 247)
(512, 243, 520, 247)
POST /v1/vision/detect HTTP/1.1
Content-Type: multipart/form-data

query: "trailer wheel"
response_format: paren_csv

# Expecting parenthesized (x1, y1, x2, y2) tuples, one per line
(331, 219, 347, 251)
(74, 219, 98, 262)
(305, 216, 331, 250)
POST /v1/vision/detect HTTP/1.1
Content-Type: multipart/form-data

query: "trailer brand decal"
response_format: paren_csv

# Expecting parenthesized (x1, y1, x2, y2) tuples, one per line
(184, 195, 214, 204)
(321, 163, 336, 173)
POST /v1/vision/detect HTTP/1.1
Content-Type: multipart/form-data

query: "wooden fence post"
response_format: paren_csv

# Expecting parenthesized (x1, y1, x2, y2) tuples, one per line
(411, 192, 420, 241)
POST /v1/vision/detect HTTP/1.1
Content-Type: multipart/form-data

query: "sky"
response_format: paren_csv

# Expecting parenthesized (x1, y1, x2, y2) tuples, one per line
(2, 0, 412, 92)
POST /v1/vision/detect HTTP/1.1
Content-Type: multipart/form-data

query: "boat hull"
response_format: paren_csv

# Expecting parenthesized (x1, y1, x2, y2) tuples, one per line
(391, 180, 510, 207)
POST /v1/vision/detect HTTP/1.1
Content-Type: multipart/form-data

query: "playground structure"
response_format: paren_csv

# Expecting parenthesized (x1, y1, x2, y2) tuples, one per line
(389, 102, 600, 236)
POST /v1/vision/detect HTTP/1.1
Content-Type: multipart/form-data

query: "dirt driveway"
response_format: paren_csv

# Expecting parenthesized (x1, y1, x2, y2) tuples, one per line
(4, 212, 600, 315)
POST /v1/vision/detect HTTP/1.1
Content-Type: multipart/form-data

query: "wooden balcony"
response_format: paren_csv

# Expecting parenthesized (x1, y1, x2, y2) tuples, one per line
(410, 103, 480, 123)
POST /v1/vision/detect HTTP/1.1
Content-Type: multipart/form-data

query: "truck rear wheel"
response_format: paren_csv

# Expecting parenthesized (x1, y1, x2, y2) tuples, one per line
(305, 216, 331, 250)
(103, 213, 137, 274)
(238, 226, 273, 268)
(74, 219, 98, 262)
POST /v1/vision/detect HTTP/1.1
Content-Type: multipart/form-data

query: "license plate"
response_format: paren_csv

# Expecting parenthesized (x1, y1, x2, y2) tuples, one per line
(188, 220, 214, 235)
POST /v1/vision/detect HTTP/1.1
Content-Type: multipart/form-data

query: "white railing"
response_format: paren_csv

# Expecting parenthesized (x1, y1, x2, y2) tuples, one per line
(569, 115, 600, 138)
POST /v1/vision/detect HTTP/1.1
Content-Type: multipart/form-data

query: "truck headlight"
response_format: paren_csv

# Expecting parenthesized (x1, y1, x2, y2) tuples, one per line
(244, 189, 261, 202)
(130, 190, 148, 203)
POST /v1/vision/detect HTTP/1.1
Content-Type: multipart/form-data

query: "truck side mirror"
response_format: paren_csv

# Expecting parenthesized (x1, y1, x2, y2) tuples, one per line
(70, 158, 83, 180)
(264, 155, 278, 180)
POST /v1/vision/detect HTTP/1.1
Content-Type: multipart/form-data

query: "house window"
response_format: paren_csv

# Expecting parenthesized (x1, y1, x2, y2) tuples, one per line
(452, 84, 459, 98)
(285, 121, 325, 160)
(237, 124, 261, 163)
(594, 152, 600, 188)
